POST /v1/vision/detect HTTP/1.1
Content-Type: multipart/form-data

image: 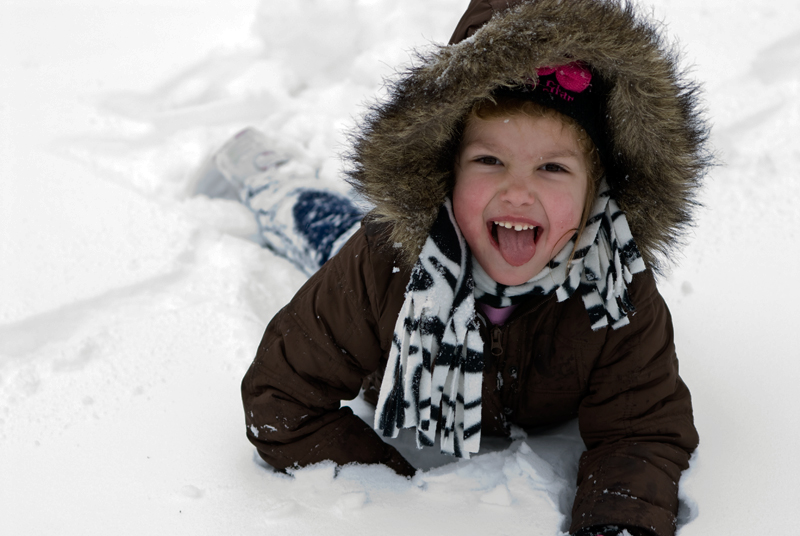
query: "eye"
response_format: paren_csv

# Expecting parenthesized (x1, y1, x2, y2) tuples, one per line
(475, 156, 502, 166)
(540, 162, 567, 173)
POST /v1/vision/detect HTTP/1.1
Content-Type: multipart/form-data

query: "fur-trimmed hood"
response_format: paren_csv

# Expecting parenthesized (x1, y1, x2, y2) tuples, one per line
(346, 0, 712, 273)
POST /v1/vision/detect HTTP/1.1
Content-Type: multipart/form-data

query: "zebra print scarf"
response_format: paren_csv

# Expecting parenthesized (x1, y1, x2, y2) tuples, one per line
(374, 179, 645, 457)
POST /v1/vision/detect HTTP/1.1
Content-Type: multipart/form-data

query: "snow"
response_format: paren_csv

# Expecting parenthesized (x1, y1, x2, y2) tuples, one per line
(1, 0, 799, 534)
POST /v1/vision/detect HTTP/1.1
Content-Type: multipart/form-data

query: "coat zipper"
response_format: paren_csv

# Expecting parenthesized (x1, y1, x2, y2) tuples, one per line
(483, 296, 555, 432)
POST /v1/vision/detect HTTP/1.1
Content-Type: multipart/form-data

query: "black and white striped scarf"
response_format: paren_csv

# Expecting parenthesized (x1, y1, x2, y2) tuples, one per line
(374, 179, 645, 457)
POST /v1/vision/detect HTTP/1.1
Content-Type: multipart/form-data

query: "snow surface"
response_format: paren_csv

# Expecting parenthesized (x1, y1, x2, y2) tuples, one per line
(2, 0, 799, 534)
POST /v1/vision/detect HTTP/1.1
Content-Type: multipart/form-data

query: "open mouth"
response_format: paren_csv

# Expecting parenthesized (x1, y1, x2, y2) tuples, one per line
(488, 220, 541, 267)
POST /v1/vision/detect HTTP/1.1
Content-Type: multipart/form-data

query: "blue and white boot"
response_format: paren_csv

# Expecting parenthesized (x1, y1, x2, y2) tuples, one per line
(213, 127, 362, 276)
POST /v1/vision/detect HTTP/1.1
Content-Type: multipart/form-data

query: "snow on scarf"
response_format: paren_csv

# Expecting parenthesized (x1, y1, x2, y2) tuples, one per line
(374, 180, 646, 457)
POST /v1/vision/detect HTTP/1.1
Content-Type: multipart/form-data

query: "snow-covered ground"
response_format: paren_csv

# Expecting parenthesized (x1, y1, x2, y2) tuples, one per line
(1, 0, 799, 534)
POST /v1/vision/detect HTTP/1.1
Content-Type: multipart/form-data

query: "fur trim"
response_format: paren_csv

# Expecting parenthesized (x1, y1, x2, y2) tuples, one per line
(345, 0, 712, 273)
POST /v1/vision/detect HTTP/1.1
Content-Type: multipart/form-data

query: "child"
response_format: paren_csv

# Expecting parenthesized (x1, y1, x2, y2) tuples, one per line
(240, 1, 709, 535)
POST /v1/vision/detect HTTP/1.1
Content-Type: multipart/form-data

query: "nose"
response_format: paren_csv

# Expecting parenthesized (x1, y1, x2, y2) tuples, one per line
(498, 172, 536, 207)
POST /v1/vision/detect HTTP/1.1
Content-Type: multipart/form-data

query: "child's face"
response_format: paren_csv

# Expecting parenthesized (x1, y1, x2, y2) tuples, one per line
(453, 113, 589, 286)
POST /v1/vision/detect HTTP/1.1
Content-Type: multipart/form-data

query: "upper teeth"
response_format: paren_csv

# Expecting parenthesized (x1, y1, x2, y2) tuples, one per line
(494, 221, 535, 231)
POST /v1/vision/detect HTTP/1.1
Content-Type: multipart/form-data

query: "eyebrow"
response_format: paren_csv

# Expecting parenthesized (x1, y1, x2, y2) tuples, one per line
(538, 149, 580, 159)
(461, 138, 502, 152)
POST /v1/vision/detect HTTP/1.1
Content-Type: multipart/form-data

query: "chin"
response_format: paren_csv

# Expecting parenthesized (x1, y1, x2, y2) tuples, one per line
(495, 274, 532, 286)
(486, 265, 537, 287)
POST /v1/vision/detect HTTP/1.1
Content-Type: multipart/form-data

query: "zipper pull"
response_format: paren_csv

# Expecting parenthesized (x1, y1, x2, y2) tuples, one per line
(491, 326, 504, 391)
(490, 326, 503, 357)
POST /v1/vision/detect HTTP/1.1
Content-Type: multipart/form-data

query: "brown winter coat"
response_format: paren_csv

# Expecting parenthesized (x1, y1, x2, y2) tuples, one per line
(243, 1, 709, 535)
(242, 222, 698, 536)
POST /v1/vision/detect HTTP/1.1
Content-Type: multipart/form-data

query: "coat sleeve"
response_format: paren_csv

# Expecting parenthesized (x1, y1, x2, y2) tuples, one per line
(571, 271, 699, 536)
(240, 225, 415, 477)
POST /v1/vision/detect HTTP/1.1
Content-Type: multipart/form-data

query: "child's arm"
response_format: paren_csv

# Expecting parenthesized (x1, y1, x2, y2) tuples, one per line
(240, 225, 415, 477)
(571, 271, 698, 536)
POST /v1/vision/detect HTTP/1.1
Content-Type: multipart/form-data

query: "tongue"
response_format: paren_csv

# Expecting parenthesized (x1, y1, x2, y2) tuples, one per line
(496, 226, 536, 267)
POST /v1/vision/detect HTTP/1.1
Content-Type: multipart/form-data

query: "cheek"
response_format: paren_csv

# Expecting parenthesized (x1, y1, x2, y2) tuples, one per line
(547, 188, 586, 232)
(452, 194, 476, 241)
(452, 177, 486, 232)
